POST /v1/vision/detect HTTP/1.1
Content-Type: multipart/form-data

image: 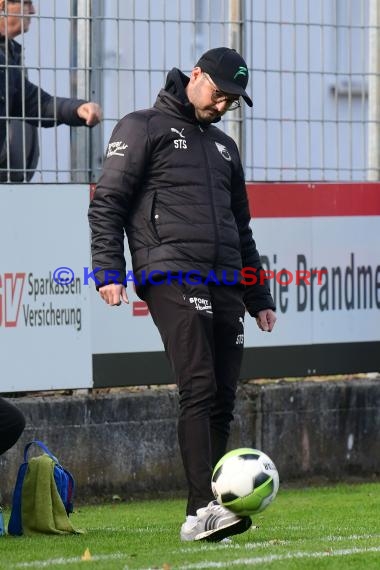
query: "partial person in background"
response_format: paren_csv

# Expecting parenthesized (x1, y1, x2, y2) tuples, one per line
(0, 397, 25, 526)
(0, 397, 25, 456)
(0, 0, 102, 181)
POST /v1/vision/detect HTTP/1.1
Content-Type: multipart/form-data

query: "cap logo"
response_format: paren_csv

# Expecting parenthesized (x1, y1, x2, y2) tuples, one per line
(233, 66, 248, 80)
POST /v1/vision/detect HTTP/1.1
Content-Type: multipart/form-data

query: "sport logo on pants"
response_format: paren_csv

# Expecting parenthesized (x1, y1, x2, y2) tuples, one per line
(236, 316, 244, 344)
(188, 296, 213, 315)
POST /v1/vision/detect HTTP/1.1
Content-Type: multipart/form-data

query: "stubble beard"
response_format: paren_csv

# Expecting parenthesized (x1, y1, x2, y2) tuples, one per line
(194, 107, 221, 123)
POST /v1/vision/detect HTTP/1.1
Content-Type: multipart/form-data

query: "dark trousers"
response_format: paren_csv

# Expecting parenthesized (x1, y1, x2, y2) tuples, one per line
(0, 397, 25, 456)
(142, 281, 245, 515)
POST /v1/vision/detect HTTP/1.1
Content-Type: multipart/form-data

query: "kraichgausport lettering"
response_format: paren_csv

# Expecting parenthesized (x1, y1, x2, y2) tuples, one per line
(79, 255, 380, 315)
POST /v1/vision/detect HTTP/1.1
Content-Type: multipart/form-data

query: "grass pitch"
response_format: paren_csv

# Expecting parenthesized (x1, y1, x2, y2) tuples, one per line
(0, 482, 379, 569)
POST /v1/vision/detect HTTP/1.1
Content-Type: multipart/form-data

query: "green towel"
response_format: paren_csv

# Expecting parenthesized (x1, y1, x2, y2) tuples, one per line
(21, 454, 81, 535)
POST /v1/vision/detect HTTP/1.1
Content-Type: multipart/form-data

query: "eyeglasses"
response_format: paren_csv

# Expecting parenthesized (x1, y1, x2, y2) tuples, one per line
(202, 73, 241, 111)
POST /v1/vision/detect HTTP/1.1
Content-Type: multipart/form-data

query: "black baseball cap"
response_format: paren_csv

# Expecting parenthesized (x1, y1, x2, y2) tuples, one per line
(195, 47, 253, 107)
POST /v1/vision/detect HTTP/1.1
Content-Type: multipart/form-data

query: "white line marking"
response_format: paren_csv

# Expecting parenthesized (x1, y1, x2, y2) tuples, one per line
(12, 553, 126, 568)
(9, 536, 380, 569)
(166, 546, 380, 569)
(178, 532, 380, 553)
(88, 526, 166, 533)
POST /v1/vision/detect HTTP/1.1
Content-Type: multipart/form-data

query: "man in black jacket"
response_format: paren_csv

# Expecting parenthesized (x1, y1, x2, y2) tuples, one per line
(89, 47, 276, 541)
(0, 0, 102, 181)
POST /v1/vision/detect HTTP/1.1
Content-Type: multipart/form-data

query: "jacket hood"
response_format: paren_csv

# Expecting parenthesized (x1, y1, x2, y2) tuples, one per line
(154, 67, 220, 126)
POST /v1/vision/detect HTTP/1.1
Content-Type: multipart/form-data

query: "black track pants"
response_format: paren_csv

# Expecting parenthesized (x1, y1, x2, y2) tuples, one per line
(142, 282, 245, 515)
(0, 397, 25, 455)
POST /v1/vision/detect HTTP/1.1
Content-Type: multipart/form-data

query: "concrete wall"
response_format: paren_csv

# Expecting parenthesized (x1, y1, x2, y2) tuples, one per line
(1, 378, 379, 505)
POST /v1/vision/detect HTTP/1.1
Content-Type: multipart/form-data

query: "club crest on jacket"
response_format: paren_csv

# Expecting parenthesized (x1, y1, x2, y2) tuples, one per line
(215, 141, 231, 161)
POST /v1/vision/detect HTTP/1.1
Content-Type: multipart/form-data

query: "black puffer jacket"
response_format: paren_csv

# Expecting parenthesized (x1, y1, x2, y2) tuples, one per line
(88, 68, 275, 316)
(0, 36, 87, 154)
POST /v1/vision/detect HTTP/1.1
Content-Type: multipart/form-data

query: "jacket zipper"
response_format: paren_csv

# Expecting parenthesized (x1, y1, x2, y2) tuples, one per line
(198, 125, 219, 270)
(151, 192, 161, 242)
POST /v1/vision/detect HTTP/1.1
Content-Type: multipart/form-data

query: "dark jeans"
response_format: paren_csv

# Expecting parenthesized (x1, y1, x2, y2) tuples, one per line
(142, 281, 245, 515)
(0, 397, 25, 456)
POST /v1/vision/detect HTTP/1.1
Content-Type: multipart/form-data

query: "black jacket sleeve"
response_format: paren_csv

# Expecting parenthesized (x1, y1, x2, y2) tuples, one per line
(23, 79, 87, 127)
(230, 157, 276, 317)
(0, 39, 87, 152)
(88, 113, 151, 288)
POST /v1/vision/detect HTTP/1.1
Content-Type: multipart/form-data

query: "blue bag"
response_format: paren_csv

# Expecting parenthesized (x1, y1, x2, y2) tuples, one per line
(8, 440, 75, 536)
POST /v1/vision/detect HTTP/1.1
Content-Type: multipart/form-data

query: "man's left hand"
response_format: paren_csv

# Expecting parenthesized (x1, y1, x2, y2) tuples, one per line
(77, 102, 103, 126)
(255, 309, 276, 332)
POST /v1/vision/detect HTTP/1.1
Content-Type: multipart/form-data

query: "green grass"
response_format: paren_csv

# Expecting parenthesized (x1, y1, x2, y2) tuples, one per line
(1, 483, 380, 569)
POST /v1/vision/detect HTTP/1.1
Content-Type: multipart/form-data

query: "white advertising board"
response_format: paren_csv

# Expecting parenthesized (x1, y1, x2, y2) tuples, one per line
(2, 183, 379, 391)
(0, 185, 92, 392)
(245, 216, 380, 346)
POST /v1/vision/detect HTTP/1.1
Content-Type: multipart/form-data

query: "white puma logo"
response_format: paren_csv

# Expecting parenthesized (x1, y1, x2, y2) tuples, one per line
(171, 127, 185, 139)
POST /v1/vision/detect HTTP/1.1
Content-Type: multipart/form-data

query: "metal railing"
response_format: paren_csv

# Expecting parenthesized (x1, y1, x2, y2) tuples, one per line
(0, 0, 378, 183)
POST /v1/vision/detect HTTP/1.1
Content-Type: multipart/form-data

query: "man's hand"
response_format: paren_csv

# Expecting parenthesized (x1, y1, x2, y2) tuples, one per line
(255, 309, 276, 332)
(99, 283, 129, 306)
(77, 102, 102, 126)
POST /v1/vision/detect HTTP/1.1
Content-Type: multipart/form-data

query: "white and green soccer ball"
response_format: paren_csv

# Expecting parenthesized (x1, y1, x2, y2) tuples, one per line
(211, 448, 279, 516)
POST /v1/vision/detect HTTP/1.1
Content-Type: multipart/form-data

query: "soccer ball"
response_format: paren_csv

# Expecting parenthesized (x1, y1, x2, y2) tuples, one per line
(211, 448, 279, 516)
